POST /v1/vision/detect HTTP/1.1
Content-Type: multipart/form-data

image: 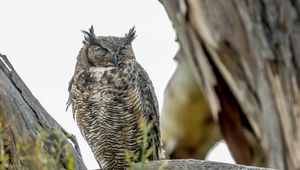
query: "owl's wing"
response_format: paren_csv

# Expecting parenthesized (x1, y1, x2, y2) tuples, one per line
(66, 75, 88, 141)
(136, 63, 164, 160)
(66, 76, 74, 111)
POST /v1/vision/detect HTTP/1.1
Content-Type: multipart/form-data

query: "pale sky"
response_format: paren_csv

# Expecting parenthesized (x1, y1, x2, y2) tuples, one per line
(0, 1, 233, 169)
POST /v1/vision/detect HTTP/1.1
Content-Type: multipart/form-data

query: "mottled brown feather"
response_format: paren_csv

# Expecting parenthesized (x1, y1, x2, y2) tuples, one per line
(68, 26, 164, 169)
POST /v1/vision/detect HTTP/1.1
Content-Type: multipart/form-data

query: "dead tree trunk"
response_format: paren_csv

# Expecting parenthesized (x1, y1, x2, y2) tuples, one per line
(160, 1, 300, 170)
(0, 54, 87, 169)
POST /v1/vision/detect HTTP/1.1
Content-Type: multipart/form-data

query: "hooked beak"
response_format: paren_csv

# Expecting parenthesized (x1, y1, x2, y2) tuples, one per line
(112, 54, 118, 67)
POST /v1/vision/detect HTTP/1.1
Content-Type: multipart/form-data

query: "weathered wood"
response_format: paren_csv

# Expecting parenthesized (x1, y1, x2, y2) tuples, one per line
(133, 159, 276, 170)
(0, 54, 87, 169)
(160, 0, 300, 170)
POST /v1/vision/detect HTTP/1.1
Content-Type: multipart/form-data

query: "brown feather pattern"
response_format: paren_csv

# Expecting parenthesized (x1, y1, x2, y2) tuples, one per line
(68, 26, 164, 169)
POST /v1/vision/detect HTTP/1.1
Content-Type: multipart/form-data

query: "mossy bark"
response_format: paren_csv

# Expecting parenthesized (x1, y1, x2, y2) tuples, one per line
(0, 54, 87, 170)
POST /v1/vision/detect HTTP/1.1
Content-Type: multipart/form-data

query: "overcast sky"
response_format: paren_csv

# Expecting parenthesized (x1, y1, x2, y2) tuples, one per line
(0, 1, 234, 169)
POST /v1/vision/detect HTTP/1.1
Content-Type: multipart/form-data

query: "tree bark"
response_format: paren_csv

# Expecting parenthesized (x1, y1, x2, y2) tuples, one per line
(159, 1, 300, 170)
(133, 159, 275, 170)
(0, 54, 87, 169)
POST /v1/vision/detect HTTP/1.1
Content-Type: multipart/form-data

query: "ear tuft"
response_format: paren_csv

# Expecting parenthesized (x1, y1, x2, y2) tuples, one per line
(82, 25, 97, 44)
(125, 26, 137, 44)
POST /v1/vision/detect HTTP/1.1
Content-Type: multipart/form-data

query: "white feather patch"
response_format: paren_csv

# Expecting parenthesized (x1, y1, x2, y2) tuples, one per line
(89, 67, 114, 81)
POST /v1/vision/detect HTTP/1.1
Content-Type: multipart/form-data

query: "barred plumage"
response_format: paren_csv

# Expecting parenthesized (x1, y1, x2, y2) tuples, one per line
(68, 26, 164, 169)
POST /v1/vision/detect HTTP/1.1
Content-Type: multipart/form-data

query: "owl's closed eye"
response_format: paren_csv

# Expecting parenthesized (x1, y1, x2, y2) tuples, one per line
(118, 45, 130, 55)
(94, 46, 109, 56)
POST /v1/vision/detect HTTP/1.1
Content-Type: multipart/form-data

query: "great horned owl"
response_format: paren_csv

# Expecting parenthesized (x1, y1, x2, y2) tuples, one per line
(67, 26, 164, 169)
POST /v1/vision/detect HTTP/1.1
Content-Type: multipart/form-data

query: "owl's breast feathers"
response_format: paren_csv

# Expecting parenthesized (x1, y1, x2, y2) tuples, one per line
(68, 62, 164, 168)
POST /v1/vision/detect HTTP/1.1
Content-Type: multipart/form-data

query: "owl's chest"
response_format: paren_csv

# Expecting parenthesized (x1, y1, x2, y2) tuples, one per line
(88, 66, 133, 85)
(82, 67, 134, 100)
(73, 67, 141, 135)
(88, 67, 114, 82)
(73, 65, 136, 106)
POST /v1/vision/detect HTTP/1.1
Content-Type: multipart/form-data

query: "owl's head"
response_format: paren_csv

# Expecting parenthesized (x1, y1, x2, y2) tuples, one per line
(82, 25, 136, 67)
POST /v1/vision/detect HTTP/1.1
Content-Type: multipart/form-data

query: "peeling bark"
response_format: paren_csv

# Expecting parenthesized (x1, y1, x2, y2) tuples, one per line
(160, 0, 300, 169)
